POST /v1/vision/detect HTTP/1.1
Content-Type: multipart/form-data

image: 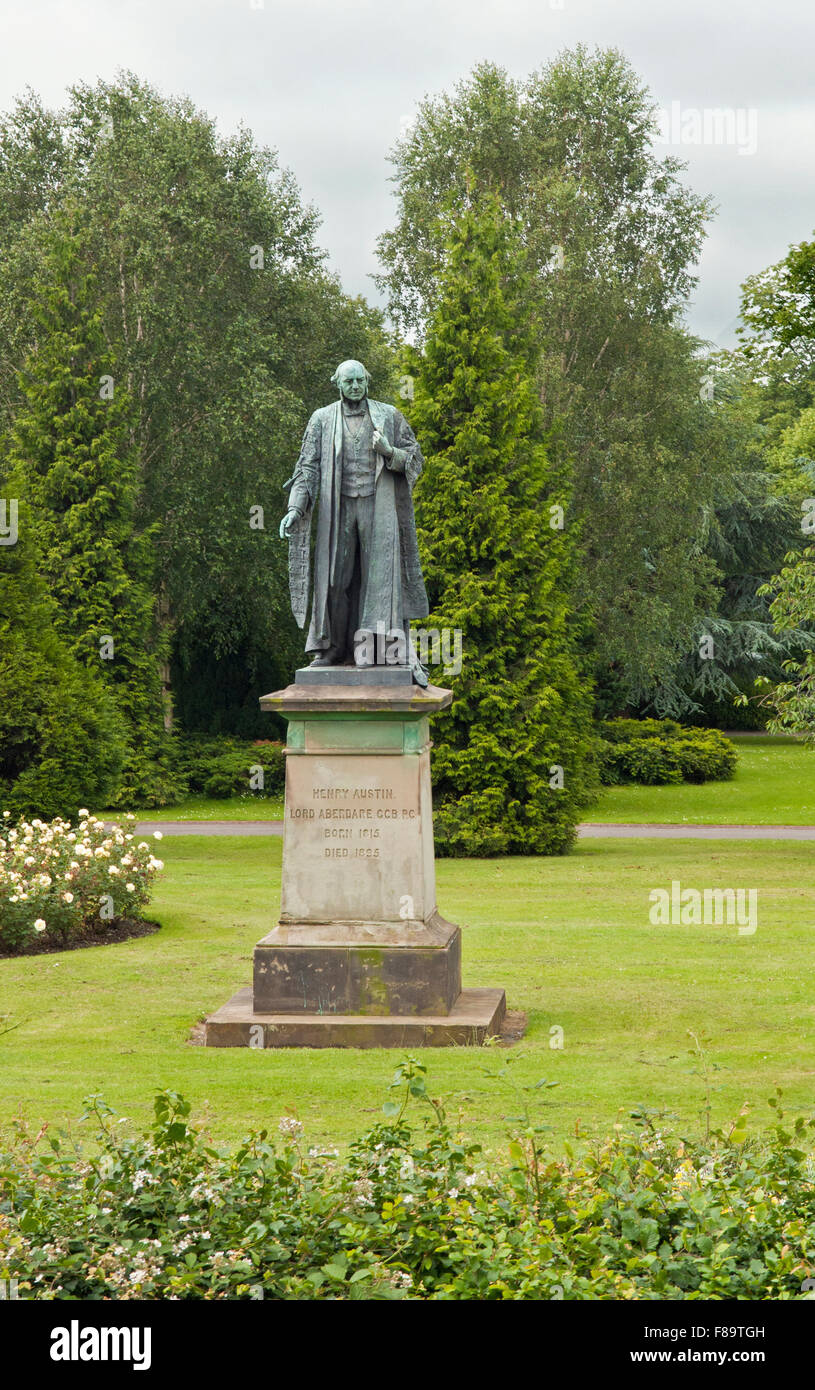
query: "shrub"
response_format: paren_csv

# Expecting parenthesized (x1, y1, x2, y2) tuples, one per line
(598, 718, 684, 745)
(0, 811, 165, 952)
(1, 1062, 814, 1300)
(597, 721, 737, 786)
(601, 738, 684, 786)
(175, 735, 285, 801)
(673, 733, 738, 784)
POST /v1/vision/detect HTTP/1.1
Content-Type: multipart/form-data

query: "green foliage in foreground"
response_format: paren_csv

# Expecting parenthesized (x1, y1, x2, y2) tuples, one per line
(597, 721, 737, 787)
(2, 1062, 813, 1300)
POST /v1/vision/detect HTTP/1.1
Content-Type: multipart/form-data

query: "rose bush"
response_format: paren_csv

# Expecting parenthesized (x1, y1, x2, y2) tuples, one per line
(0, 810, 164, 952)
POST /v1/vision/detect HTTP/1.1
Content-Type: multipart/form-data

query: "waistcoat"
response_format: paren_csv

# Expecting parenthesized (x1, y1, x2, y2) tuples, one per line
(341, 409, 376, 498)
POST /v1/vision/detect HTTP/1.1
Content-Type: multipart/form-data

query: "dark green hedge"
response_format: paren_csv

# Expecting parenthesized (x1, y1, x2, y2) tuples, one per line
(174, 735, 285, 800)
(598, 721, 737, 786)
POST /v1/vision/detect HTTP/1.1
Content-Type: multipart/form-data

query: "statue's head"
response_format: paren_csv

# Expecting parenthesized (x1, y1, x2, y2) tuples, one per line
(331, 359, 370, 403)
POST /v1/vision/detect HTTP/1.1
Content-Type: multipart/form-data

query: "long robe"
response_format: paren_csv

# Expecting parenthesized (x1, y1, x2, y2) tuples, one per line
(285, 398, 429, 654)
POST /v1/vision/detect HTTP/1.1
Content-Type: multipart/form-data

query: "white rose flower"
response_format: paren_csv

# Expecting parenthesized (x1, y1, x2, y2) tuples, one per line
(34, 919, 47, 932)
(63, 892, 74, 904)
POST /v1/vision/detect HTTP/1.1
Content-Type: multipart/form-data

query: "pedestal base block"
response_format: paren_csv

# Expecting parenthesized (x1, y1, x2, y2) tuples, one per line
(203, 681, 508, 1050)
(204, 985, 506, 1049)
(253, 915, 462, 1016)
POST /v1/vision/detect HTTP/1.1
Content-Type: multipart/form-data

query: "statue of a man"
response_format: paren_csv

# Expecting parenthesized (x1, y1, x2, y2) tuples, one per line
(279, 359, 429, 681)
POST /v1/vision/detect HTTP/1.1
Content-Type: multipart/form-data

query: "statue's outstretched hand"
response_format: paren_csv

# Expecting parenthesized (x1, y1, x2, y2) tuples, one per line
(279, 509, 300, 540)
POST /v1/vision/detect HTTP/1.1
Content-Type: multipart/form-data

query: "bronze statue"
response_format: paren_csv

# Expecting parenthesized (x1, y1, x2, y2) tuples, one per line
(280, 360, 429, 681)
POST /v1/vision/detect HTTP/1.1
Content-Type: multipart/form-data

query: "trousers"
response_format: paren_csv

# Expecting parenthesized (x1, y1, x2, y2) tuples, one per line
(327, 494, 376, 659)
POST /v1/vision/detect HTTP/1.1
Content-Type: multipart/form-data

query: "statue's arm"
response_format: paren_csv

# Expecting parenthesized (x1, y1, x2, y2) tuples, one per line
(287, 413, 322, 516)
(388, 409, 424, 485)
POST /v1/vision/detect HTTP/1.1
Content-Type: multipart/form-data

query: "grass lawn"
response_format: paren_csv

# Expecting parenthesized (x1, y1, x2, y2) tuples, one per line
(590, 735, 815, 825)
(2, 834, 813, 1156)
(105, 795, 284, 822)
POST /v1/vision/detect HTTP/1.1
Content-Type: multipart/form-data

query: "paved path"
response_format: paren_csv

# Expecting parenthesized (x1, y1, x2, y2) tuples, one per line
(578, 823, 815, 840)
(126, 820, 815, 840)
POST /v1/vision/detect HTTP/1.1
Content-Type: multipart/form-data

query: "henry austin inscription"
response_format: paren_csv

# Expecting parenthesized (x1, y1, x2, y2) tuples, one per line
(296, 783, 416, 861)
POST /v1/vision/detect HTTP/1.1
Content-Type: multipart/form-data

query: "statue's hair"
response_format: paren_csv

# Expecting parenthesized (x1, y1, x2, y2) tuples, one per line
(331, 359, 371, 389)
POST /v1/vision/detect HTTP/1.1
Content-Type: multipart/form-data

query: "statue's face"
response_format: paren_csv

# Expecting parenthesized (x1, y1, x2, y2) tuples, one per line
(338, 364, 368, 402)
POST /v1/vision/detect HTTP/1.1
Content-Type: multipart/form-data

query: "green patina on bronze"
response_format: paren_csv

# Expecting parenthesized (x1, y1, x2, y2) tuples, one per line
(278, 359, 429, 684)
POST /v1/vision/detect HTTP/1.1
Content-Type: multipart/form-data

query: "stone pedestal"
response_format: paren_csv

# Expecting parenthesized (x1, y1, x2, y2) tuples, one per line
(204, 670, 506, 1048)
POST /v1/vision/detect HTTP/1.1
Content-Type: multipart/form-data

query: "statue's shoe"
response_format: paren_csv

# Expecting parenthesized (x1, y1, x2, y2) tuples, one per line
(308, 649, 343, 668)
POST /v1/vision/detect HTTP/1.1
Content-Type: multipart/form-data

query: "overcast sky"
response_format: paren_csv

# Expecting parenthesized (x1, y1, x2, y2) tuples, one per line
(2, 0, 813, 347)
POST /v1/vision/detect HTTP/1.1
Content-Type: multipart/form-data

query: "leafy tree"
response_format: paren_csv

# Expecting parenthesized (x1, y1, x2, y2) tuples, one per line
(643, 372, 815, 720)
(377, 50, 724, 704)
(0, 74, 395, 733)
(408, 194, 596, 855)
(756, 547, 815, 739)
(695, 236, 815, 728)
(4, 208, 174, 804)
(723, 233, 815, 464)
(738, 236, 815, 384)
(772, 407, 815, 500)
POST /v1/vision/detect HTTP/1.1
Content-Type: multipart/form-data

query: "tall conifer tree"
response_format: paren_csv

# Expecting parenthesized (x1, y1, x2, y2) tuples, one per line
(409, 194, 596, 854)
(0, 492, 124, 817)
(6, 209, 173, 803)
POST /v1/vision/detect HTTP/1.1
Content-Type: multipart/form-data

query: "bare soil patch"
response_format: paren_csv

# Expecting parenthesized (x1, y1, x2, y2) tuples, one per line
(0, 918, 161, 958)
